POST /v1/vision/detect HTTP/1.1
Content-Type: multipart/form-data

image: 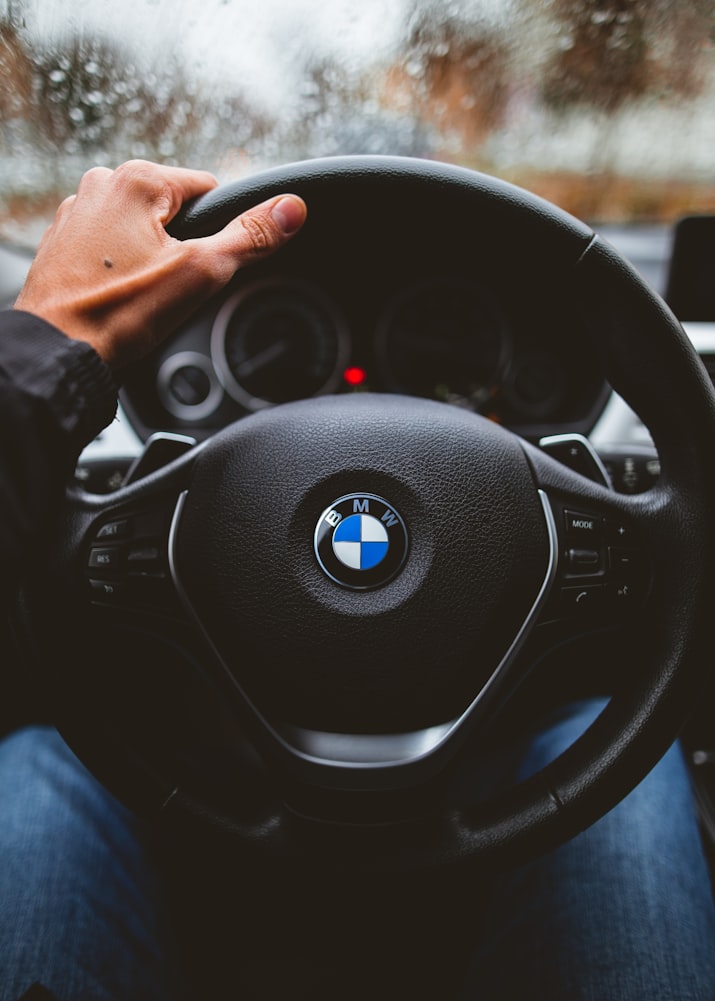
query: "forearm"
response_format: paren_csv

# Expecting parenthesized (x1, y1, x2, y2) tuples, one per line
(0, 311, 117, 601)
(0, 160, 305, 605)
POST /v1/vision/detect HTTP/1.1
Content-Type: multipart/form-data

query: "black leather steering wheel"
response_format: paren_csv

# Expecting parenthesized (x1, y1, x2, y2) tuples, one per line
(20, 156, 715, 871)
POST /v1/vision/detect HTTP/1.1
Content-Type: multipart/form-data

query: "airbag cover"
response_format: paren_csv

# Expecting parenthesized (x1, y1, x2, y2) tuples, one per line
(174, 394, 549, 732)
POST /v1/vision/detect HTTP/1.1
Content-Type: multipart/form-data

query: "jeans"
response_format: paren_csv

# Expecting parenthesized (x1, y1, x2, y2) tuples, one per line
(458, 702, 715, 1000)
(0, 727, 180, 1001)
(1, 701, 714, 1001)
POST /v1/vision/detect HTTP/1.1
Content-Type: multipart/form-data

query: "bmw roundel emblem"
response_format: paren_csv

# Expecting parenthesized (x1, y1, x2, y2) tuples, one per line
(314, 493, 409, 590)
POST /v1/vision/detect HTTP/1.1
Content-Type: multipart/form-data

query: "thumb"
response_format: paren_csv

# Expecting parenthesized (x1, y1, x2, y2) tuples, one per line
(192, 194, 307, 282)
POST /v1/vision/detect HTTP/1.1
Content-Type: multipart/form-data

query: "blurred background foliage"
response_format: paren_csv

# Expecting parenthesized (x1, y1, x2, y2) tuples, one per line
(1, 0, 715, 238)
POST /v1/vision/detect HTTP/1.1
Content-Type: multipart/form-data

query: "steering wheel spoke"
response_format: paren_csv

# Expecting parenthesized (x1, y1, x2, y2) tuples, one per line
(32, 441, 205, 642)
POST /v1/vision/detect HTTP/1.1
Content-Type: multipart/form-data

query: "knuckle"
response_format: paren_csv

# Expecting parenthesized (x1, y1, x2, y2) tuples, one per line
(113, 159, 165, 198)
(114, 158, 154, 180)
(58, 193, 77, 212)
(78, 165, 112, 190)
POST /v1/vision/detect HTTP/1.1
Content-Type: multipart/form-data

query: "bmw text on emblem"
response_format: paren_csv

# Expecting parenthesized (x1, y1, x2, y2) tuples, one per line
(314, 493, 409, 590)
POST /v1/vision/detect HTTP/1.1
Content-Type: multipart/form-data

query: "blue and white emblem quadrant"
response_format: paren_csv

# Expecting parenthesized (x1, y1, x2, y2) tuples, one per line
(332, 514, 389, 570)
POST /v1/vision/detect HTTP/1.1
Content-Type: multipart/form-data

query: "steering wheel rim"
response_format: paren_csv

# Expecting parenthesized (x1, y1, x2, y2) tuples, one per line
(20, 155, 715, 871)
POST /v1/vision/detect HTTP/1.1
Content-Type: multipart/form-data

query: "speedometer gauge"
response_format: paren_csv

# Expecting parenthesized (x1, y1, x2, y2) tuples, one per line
(211, 278, 350, 411)
(374, 277, 511, 411)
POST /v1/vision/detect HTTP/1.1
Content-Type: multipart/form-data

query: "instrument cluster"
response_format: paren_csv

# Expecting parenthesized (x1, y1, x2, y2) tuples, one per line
(122, 272, 607, 444)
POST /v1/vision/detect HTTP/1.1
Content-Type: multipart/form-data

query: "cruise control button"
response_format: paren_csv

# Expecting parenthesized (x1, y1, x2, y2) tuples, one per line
(88, 578, 127, 601)
(96, 519, 130, 540)
(88, 547, 124, 571)
(127, 544, 162, 567)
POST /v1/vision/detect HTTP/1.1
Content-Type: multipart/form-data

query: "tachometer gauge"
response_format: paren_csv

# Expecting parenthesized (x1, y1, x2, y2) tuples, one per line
(374, 277, 511, 411)
(211, 278, 350, 411)
(503, 349, 570, 421)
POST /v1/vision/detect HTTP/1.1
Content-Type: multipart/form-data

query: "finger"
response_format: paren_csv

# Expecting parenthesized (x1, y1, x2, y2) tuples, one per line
(191, 194, 307, 280)
(55, 192, 77, 217)
(109, 160, 220, 223)
(152, 164, 220, 222)
(76, 165, 114, 193)
(52, 191, 79, 226)
(33, 193, 76, 251)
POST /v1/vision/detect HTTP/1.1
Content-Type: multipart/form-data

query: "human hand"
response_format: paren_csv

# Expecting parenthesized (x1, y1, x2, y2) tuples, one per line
(14, 160, 307, 371)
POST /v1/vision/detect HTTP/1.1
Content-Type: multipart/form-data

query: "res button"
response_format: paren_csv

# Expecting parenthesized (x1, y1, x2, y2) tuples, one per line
(88, 547, 124, 571)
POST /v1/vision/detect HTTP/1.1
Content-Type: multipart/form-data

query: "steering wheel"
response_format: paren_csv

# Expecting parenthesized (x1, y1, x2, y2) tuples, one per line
(19, 155, 715, 872)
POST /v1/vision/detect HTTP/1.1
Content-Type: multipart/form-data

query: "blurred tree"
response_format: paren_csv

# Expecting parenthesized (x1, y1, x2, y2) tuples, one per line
(31, 34, 268, 163)
(289, 57, 359, 149)
(279, 52, 433, 161)
(385, 1, 510, 153)
(540, 0, 715, 112)
(0, 3, 271, 164)
(0, 13, 34, 121)
(33, 36, 167, 154)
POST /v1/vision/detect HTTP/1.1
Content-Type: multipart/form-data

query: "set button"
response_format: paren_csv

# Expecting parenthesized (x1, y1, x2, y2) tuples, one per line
(95, 519, 129, 540)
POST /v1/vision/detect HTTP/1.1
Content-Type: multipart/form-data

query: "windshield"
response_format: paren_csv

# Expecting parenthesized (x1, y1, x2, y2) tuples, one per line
(2, 0, 715, 245)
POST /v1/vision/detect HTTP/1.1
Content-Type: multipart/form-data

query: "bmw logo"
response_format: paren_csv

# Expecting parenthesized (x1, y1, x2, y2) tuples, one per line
(314, 493, 409, 590)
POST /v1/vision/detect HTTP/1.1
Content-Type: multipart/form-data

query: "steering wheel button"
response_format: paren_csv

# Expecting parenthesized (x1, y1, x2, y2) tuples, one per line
(88, 547, 124, 571)
(88, 578, 127, 601)
(566, 547, 601, 573)
(96, 519, 129, 540)
(608, 547, 645, 577)
(560, 584, 604, 614)
(606, 519, 633, 543)
(607, 580, 646, 611)
(127, 544, 162, 566)
(564, 510, 602, 539)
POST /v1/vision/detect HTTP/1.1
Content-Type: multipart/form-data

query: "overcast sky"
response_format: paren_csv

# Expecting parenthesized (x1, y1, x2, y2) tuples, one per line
(23, 0, 412, 113)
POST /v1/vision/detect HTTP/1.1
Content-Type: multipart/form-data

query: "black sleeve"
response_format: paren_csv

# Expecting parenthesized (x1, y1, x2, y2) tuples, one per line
(0, 310, 118, 605)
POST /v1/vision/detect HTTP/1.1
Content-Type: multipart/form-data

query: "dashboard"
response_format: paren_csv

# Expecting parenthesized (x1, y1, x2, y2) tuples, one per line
(123, 271, 607, 437)
(3, 218, 713, 501)
(119, 229, 608, 449)
(110, 215, 707, 502)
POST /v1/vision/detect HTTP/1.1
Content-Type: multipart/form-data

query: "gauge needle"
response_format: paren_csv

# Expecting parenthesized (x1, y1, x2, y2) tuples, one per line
(236, 339, 289, 377)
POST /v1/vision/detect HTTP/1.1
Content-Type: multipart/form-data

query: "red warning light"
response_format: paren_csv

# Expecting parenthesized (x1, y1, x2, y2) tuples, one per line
(343, 366, 367, 387)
